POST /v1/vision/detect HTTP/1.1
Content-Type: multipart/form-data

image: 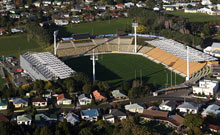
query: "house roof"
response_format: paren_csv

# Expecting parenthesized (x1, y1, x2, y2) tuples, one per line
(212, 42, 220, 49)
(32, 97, 46, 102)
(176, 102, 199, 110)
(0, 113, 8, 122)
(17, 114, 32, 122)
(65, 112, 80, 125)
(141, 109, 168, 118)
(93, 90, 106, 101)
(209, 124, 220, 130)
(103, 114, 114, 119)
(78, 94, 91, 100)
(0, 99, 8, 106)
(57, 94, 65, 101)
(125, 103, 144, 110)
(159, 100, 176, 108)
(171, 114, 184, 127)
(35, 113, 57, 121)
(11, 98, 28, 104)
(81, 109, 99, 118)
(202, 104, 220, 116)
(112, 90, 127, 98)
(109, 109, 126, 117)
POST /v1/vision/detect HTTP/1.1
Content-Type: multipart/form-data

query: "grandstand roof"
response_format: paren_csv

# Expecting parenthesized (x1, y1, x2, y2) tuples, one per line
(146, 39, 218, 62)
(21, 52, 74, 80)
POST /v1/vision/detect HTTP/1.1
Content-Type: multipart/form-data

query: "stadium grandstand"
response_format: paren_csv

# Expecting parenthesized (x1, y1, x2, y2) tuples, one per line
(56, 35, 217, 82)
(145, 39, 218, 79)
(20, 52, 75, 81)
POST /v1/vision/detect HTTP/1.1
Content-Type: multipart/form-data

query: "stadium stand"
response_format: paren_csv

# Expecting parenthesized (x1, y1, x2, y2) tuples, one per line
(56, 37, 216, 81)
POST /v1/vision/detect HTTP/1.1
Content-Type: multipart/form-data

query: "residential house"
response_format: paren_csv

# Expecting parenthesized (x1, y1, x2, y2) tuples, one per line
(193, 79, 219, 96)
(57, 94, 72, 105)
(125, 103, 144, 113)
(184, 8, 197, 13)
(11, 28, 23, 33)
(159, 100, 176, 111)
(32, 97, 47, 107)
(197, 7, 215, 15)
(136, 1, 146, 8)
(202, 0, 212, 5)
(112, 90, 128, 99)
(35, 113, 57, 125)
(103, 109, 126, 123)
(33, 2, 41, 7)
(9, 14, 20, 19)
(163, 5, 176, 11)
(85, 0, 93, 3)
(0, 99, 8, 110)
(10, 98, 28, 108)
(54, 19, 69, 26)
(0, 28, 8, 35)
(115, 4, 125, 9)
(140, 109, 168, 120)
(71, 18, 81, 24)
(64, 112, 80, 125)
(209, 124, 220, 133)
(78, 94, 92, 105)
(93, 90, 107, 102)
(0, 113, 9, 122)
(201, 104, 220, 117)
(81, 109, 99, 121)
(17, 114, 32, 125)
(124, 2, 134, 8)
(176, 102, 201, 114)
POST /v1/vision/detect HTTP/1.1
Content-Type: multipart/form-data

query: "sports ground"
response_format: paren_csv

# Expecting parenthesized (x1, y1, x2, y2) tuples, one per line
(65, 53, 185, 88)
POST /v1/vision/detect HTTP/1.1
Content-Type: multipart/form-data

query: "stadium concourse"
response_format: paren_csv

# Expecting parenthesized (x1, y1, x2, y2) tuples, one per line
(56, 36, 218, 83)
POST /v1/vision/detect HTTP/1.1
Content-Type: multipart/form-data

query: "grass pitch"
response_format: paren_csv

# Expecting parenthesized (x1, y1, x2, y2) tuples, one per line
(167, 11, 220, 23)
(65, 18, 132, 35)
(0, 34, 42, 57)
(65, 54, 185, 88)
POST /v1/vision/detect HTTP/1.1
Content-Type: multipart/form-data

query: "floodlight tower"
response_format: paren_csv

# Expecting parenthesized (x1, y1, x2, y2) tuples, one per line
(132, 23, 138, 53)
(54, 30, 59, 56)
(186, 46, 190, 81)
(90, 50, 98, 82)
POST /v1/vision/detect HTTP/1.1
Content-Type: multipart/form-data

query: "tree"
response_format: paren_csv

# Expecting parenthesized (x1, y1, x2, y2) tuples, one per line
(187, 4, 193, 9)
(40, 126, 53, 135)
(184, 114, 203, 135)
(136, 25, 147, 34)
(44, 81, 53, 90)
(145, 0, 156, 9)
(7, 102, 14, 116)
(83, 84, 92, 94)
(79, 127, 94, 135)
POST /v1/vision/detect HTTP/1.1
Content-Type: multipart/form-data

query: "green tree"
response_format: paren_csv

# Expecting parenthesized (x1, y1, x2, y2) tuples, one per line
(83, 84, 92, 94)
(184, 114, 203, 135)
(79, 127, 94, 135)
(40, 126, 53, 135)
(145, 0, 156, 9)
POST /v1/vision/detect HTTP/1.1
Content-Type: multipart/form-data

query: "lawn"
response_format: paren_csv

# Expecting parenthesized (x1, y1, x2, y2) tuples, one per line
(0, 34, 42, 57)
(0, 78, 6, 90)
(167, 11, 220, 23)
(65, 54, 184, 88)
(65, 18, 132, 35)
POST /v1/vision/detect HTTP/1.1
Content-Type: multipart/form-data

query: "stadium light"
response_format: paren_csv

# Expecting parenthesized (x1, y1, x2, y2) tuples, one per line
(132, 23, 138, 53)
(54, 30, 59, 56)
(186, 46, 190, 81)
(90, 50, 98, 82)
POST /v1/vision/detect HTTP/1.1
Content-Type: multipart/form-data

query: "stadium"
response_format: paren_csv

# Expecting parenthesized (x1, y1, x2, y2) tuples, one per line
(56, 34, 218, 87)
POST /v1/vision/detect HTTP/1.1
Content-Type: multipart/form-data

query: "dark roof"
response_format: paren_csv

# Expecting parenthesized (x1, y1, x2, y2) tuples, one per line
(0, 113, 9, 122)
(141, 109, 168, 119)
(170, 114, 184, 127)
(32, 97, 46, 102)
(110, 109, 126, 117)
(72, 33, 90, 40)
(160, 100, 176, 108)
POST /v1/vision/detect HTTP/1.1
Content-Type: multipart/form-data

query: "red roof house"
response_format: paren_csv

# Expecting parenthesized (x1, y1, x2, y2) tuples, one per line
(93, 90, 107, 102)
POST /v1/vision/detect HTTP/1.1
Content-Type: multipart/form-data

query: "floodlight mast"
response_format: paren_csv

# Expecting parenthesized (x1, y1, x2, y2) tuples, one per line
(54, 30, 59, 56)
(186, 46, 190, 81)
(90, 50, 98, 82)
(132, 23, 138, 53)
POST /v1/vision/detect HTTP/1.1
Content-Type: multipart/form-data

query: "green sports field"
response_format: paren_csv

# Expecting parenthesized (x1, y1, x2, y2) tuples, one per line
(0, 34, 42, 57)
(65, 54, 185, 88)
(167, 11, 220, 23)
(65, 18, 132, 35)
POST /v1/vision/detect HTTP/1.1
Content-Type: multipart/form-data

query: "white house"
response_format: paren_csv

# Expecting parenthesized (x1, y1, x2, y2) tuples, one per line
(204, 42, 220, 57)
(193, 79, 219, 96)
(32, 97, 47, 107)
(54, 19, 69, 26)
(0, 99, 8, 110)
(136, 1, 146, 8)
(201, 104, 220, 117)
(177, 102, 201, 114)
(184, 8, 197, 13)
(57, 94, 72, 105)
(17, 114, 32, 125)
(124, 2, 134, 8)
(159, 100, 176, 111)
(103, 109, 126, 123)
(201, 0, 212, 5)
(78, 94, 92, 105)
(33, 2, 41, 7)
(125, 103, 144, 113)
(64, 112, 80, 125)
